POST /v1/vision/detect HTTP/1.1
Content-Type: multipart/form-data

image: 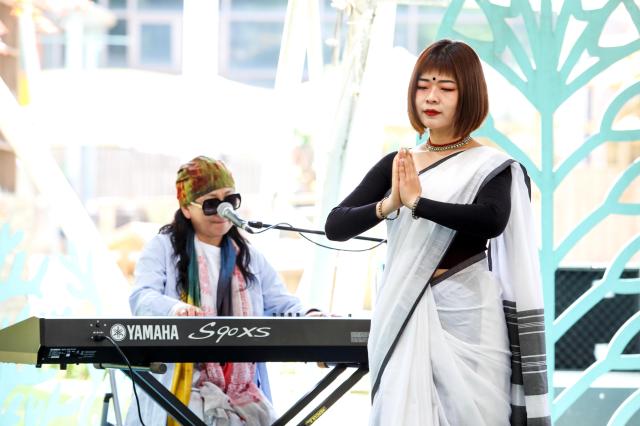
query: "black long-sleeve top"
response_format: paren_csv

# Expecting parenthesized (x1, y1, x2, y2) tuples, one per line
(324, 151, 513, 269)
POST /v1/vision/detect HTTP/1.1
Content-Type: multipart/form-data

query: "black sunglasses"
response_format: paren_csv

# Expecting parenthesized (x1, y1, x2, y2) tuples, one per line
(191, 193, 242, 216)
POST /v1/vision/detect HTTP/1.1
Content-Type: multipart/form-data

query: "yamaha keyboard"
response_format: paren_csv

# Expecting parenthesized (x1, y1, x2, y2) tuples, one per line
(0, 316, 370, 426)
(0, 316, 370, 367)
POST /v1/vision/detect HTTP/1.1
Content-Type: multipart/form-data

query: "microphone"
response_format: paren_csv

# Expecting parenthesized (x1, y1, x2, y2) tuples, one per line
(216, 202, 254, 233)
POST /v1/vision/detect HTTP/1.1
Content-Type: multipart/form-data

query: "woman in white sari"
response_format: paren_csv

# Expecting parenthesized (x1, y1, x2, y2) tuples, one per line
(325, 40, 550, 425)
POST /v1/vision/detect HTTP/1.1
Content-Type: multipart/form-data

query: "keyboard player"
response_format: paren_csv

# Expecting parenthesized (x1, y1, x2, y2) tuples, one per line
(125, 156, 320, 426)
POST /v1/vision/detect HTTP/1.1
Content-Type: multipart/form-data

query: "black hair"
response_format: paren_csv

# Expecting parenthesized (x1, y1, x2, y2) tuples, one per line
(159, 209, 256, 298)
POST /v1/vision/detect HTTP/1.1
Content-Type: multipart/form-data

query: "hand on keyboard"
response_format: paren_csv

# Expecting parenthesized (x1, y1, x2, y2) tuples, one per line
(175, 305, 204, 317)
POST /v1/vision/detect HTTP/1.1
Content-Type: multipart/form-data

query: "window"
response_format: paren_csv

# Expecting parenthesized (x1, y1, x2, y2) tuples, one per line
(138, 0, 183, 10)
(140, 24, 172, 65)
(230, 0, 287, 11)
(108, 0, 127, 10)
(108, 19, 128, 67)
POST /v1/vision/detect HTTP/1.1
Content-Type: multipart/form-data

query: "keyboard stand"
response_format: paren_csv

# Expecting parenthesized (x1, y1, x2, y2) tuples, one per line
(120, 363, 368, 426)
(120, 369, 206, 426)
(272, 364, 368, 426)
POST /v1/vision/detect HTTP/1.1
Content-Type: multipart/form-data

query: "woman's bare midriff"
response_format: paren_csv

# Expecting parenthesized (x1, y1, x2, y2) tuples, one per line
(433, 268, 448, 278)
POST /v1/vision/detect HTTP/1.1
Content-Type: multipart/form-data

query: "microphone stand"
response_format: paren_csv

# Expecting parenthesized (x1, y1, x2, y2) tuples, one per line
(247, 221, 385, 243)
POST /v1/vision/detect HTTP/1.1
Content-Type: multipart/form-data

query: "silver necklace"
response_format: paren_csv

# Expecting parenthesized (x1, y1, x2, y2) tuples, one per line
(424, 134, 472, 152)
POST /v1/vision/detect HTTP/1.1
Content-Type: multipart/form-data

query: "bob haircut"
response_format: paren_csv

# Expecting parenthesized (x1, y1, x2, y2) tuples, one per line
(407, 39, 489, 138)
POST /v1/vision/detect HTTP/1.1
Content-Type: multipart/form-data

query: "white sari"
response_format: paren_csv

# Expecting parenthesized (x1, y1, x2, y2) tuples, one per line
(368, 146, 550, 426)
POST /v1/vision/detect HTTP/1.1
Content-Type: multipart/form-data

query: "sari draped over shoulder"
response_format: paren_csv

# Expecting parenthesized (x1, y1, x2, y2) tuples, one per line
(368, 146, 550, 426)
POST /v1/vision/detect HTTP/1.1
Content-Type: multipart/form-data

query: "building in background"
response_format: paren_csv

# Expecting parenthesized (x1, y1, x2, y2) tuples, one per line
(2, 0, 638, 272)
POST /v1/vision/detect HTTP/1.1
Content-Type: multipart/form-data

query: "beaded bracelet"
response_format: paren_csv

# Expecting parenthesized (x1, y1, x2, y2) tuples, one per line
(377, 196, 399, 220)
(411, 196, 420, 219)
(377, 196, 388, 219)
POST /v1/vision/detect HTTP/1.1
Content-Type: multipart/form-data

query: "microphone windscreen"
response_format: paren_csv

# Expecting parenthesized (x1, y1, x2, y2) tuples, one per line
(217, 202, 233, 217)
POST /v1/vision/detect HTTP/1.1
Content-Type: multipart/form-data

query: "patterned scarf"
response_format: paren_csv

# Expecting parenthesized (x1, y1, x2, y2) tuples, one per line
(169, 234, 276, 425)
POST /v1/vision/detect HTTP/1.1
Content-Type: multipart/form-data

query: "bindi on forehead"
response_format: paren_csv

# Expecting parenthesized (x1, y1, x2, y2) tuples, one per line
(418, 74, 456, 84)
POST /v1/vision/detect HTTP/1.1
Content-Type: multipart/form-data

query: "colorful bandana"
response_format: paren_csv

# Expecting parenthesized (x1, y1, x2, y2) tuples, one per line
(176, 156, 235, 207)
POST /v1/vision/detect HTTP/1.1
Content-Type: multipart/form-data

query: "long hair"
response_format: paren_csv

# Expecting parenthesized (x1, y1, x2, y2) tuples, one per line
(159, 209, 256, 298)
